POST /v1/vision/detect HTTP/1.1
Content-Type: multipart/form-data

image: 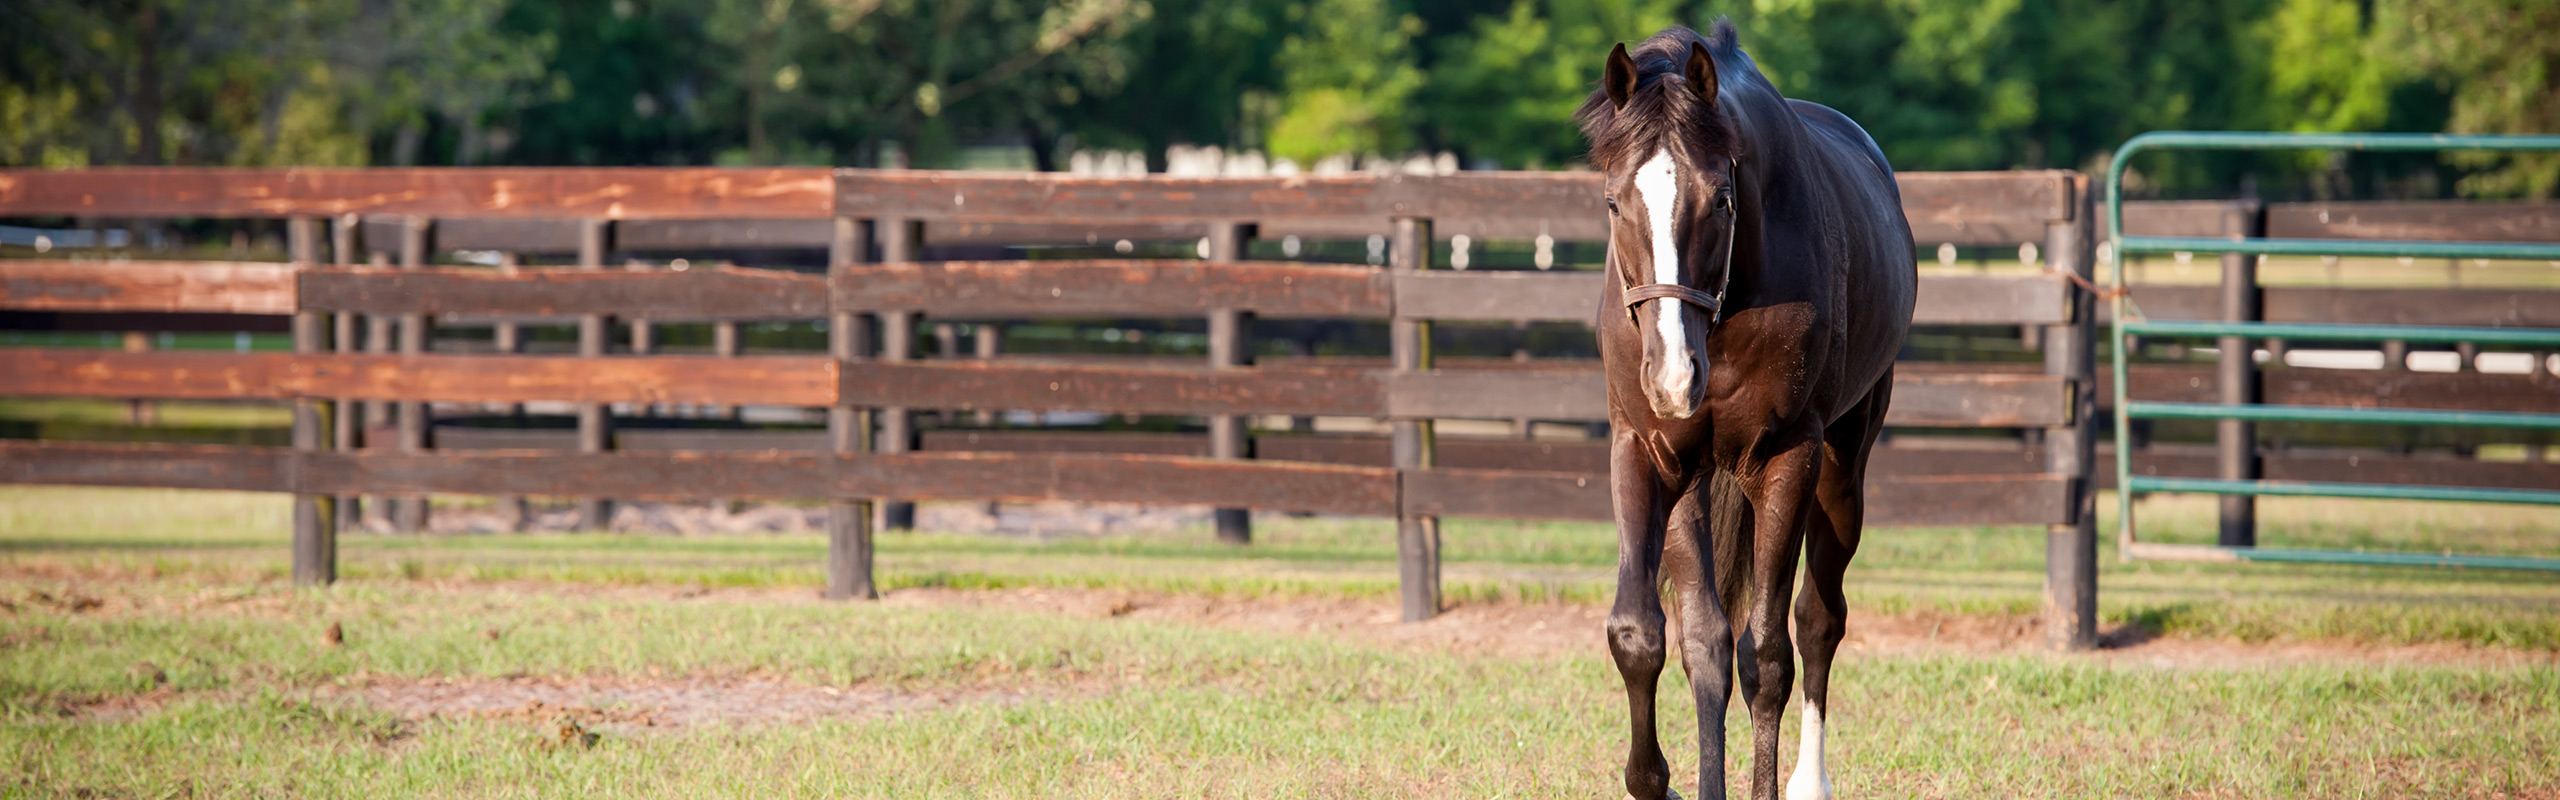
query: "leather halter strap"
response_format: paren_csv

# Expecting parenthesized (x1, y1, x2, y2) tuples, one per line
(1621, 282, 1721, 314)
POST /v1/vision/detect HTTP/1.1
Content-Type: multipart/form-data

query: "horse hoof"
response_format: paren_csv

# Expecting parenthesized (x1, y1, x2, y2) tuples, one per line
(1627, 791, 1683, 800)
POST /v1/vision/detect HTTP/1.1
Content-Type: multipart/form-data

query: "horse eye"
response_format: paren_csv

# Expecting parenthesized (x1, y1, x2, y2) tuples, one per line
(1714, 192, 1731, 211)
(1605, 196, 1619, 216)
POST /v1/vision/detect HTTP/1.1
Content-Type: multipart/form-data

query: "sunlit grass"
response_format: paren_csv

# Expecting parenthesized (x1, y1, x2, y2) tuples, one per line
(5, 486, 2557, 649)
(1, 577, 2553, 799)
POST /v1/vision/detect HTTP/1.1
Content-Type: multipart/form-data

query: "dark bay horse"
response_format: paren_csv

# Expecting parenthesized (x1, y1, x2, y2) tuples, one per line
(1576, 21, 1915, 800)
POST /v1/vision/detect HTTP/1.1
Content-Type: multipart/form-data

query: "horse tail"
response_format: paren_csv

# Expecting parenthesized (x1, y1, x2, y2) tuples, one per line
(1708, 466, 1754, 629)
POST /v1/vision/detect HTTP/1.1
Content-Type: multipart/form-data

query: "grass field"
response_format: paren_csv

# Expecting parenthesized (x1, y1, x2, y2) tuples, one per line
(5, 486, 2557, 797)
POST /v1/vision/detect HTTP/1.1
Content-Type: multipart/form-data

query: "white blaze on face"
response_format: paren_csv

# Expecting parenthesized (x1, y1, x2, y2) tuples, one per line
(1633, 147, 1693, 404)
(1786, 701, 1833, 800)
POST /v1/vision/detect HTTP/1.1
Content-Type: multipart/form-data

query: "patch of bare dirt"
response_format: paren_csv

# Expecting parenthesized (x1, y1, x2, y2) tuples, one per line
(333, 674, 1054, 733)
(876, 585, 2560, 671)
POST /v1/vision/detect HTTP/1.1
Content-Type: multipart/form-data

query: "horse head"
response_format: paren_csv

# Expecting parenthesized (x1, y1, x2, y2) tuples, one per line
(1580, 35, 1746, 421)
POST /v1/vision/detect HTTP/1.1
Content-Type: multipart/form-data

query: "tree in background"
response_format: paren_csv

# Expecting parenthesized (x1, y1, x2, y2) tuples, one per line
(1263, 0, 1428, 164)
(2389, 0, 2560, 197)
(1421, 0, 1685, 169)
(1, 0, 546, 168)
(2, 0, 2548, 198)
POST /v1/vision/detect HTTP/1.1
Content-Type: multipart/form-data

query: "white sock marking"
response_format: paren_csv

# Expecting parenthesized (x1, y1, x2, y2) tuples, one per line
(1786, 701, 1832, 800)
(1633, 148, 1692, 402)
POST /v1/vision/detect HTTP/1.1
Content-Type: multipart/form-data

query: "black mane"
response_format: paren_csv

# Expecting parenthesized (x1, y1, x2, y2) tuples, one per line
(1574, 21, 1746, 172)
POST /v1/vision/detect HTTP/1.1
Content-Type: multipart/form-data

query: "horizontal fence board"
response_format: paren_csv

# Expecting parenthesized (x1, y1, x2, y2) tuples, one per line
(1395, 271, 1598, 322)
(782, 427, 2045, 477)
(0, 440, 2065, 524)
(2121, 200, 2253, 238)
(0, 168, 833, 219)
(1403, 469, 1610, 520)
(1889, 371, 2071, 427)
(2113, 286, 2560, 328)
(1868, 473, 2073, 526)
(833, 260, 1391, 317)
(2117, 363, 2560, 413)
(1912, 274, 2070, 325)
(8, 345, 2072, 428)
(1382, 367, 2067, 426)
(0, 260, 296, 314)
(0, 349, 837, 405)
(1401, 468, 2070, 526)
(0, 441, 1395, 514)
(1257, 436, 1607, 472)
(1384, 369, 1607, 419)
(1898, 171, 2077, 245)
(300, 266, 827, 317)
(2267, 201, 2560, 243)
(0, 440, 291, 492)
(839, 361, 1382, 417)
(8, 260, 2075, 327)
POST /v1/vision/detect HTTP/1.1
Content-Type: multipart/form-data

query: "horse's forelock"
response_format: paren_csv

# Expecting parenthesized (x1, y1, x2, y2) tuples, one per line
(1576, 24, 1744, 173)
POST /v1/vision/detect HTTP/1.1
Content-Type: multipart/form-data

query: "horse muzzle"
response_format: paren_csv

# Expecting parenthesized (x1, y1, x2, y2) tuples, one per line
(1644, 353, 1706, 420)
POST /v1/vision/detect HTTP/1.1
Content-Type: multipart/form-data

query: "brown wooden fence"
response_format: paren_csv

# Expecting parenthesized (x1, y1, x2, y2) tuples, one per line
(6, 167, 2551, 643)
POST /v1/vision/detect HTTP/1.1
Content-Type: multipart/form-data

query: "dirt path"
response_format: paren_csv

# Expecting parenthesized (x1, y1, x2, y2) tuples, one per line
(875, 584, 2560, 671)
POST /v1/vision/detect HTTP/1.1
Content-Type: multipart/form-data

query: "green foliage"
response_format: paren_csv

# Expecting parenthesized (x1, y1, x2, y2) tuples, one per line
(1264, 0, 1429, 162)
(3, 0, 2548, 196)
(2386, 0, 2560, 197)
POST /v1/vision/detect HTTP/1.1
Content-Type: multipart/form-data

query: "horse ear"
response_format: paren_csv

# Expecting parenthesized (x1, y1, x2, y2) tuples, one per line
(1684, 41, 1718, 108)
(1605, 43, 1638, 110)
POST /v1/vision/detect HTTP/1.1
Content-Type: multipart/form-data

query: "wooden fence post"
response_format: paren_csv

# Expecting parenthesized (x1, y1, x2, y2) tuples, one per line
(1207, 220, 1257, 545)
(971, 323, 1001, 427)
(876, 216, 918, 531)
(576, 219, 615, 531)
(1391, 216, 1439, 622)
(287, 216, 335, 585)
(2044, 178, 2098, 650)
(395, 216, 433, 533)
(828, 216, 878, 600)
(361, 243, 393, 531)
(2217, 201, 2264, 548)
(491, 251, 530, 531)
(330, 214, 361, 534)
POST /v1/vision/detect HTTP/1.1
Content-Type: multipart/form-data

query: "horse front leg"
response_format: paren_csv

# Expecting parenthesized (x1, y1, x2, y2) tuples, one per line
(1739, 432, 1821, 800)
(1607, 433, 1676, 800)
(1790, 381, 1888, 800)
(1664, 473, 1737, 799)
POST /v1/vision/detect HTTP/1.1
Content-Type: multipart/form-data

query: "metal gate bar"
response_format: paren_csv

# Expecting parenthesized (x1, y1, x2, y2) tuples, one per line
(2106, 131, 2560, 571)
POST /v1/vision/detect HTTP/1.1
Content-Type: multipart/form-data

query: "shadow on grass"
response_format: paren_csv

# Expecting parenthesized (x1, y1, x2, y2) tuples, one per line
(2099, 601, 2196, 650)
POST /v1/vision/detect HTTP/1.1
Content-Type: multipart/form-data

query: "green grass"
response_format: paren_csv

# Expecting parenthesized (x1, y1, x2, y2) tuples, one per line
(0, 398, 292, 429)
(4, 486, 2558, 796)
(4, 577, 2555, 798)
(4, 486, 2557, 650)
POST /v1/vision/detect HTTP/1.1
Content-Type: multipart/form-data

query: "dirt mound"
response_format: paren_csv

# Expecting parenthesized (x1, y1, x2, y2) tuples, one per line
(343, 674, 1050, 732)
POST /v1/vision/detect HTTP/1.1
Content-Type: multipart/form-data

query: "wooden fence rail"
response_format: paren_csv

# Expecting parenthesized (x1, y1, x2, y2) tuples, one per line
(15, 169, 2551, 645)
(0, 166, 2112, 644)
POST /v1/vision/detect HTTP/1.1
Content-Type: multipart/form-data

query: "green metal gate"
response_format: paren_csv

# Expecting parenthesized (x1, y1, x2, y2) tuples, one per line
(2105, 131, 2560, 571)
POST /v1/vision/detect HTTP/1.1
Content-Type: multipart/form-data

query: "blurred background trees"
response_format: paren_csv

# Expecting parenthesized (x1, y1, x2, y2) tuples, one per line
(3, 0, 2551, 197)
